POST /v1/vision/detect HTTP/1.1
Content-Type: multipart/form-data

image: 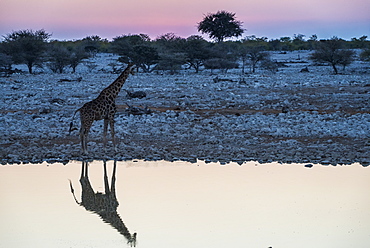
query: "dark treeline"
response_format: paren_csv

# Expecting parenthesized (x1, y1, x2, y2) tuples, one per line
(1, 29, 370, 75)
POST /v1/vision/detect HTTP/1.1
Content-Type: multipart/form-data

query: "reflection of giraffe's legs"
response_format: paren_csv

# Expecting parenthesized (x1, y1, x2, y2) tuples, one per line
(111, 160, 117, 194)
(81, 161, 86, 179)
(103, 119, 109, 153)
(109, 119, 117, 152)
(103, 160, 110, 194)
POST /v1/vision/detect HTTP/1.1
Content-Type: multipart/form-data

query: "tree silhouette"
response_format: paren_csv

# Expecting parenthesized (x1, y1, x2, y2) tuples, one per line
(47, 43, 71, 73)
(360, 48, 370, 62)
(111, 34, 158, 72)
(183, 35, 212, 73)
(2, 29, 51, 73)
(154, 33, 186, 74)
(197, 10, 244, 43)
(69, 45, 89, 73)
(309, 37, 355, 74)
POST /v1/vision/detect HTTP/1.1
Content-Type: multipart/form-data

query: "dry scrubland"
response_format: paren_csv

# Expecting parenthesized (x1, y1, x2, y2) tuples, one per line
(1, 51, 369, 166)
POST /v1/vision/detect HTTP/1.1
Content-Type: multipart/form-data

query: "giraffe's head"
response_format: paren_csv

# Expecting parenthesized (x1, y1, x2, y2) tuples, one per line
(127, 62, 136, 76)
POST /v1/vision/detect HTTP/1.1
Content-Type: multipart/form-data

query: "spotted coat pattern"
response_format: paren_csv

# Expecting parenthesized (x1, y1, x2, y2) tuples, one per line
(70, 63, 135, 154)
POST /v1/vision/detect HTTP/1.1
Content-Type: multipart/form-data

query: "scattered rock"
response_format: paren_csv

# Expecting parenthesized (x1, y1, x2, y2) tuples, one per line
(124, 89, 146, 99)
(300, 66, 309, 73)
(1, 52, 369, 166)
(125, 104, 152, 115)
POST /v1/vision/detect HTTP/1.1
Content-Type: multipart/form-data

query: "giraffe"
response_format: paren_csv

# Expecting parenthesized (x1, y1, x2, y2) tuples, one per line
(69, 160, 137, 247)
(69, 63, 135, 154)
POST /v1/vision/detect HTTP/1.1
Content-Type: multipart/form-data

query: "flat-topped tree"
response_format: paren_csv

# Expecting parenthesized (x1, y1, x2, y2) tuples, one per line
(3, 29, 51, 74)
(197, 10, 244, 43)
(309, 37, 355, 74)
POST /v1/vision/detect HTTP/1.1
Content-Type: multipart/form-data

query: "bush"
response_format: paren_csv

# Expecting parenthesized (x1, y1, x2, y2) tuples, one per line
(0, 53, 14, 76)
(69, 45, 89, 73)
(112, 34, 158, 72)
(47, 44, 71, 73)
(309, 37, 355, 74)
(155, 53, 186, 74)
(260, 58, 279, 73)
(204, 58, 238, 73)
(2, 29, 51, 74)
(360, 48, 370, 62)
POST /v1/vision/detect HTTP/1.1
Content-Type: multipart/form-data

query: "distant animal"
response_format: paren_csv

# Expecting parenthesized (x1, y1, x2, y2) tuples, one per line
(69, 63, 135, 155)
(124, 89, 146, 99)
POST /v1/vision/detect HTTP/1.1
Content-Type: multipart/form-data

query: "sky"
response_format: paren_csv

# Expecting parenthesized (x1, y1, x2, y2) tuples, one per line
(0, 0, 369, 41)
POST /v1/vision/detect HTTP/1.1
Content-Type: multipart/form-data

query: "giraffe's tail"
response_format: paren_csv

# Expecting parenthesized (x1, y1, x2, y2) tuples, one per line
(69, 109, 80, 135)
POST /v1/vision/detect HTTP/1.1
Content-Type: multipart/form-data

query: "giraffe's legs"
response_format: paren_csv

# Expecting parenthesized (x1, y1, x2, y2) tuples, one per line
(80, 119, 92, 155)
(103, 119, 109, 153)
(80, 128, 88, 155)
(109, 119, 117, 152)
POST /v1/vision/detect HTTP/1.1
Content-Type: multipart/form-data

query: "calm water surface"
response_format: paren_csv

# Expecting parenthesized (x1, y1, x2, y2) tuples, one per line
(0, 160, 369, 248)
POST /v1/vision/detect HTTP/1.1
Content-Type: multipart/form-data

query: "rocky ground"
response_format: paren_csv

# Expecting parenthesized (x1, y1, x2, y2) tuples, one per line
(1, 51, 369, 166)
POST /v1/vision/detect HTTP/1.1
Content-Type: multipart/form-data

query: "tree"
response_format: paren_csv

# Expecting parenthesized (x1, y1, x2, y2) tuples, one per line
(350, 35, 368, 49)
(126, 45, 159, 72)
(154, 33, 185, 52)
(197, 10, 244, 43)
(239, 37, 269, 73)
(2, 29, 51, 73)
(111, 34, 158, 72)
(183, 35, 212, 73)
(292, 34, 307, 50)
(0, 42, 14, 76)
(307, 34, 318, 50)
(360, 48, 370, 62)
(155, 52, 186, 74)
(279, 36, 293, 51)
(0, 53, 13, 76)
(69, 45, 89, 73)
(309, 37, 355, 74)
(47, 43, 71, 73)
(203, 43, 238, 73)
(154, 33, 186, 74)
(81, 35, 109, 54)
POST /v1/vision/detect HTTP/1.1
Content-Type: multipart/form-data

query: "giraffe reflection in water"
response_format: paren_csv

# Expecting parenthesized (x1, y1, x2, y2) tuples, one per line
(69, 160, 137, 247)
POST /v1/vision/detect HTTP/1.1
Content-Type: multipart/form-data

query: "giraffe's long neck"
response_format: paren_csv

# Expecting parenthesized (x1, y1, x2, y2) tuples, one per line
(99, 63, 134, 100)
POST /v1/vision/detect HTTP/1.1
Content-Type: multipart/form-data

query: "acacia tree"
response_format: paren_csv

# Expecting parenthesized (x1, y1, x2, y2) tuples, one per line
(197, 10, 244, 43)
(47, 43, 71, 73)
(2, 29, 51, 73)
(239, 37, 269, 73)
(111, 34, 159, 72)
(309, 37, 355, 74)
(360, 48, 370, 62)
(69, 45, 89, 73)
(203, 42, 239, 73)
(154, 33, 186, 74)
(183, 35, 212, 73)
(0, 42, 14, 76)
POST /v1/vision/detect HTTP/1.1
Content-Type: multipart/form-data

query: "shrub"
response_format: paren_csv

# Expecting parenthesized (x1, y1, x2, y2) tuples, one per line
(309, 37, 355, 74)
(2, 29, 51, 74)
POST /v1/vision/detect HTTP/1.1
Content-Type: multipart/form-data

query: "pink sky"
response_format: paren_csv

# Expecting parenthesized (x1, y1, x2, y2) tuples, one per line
(1, 0, 369, 41)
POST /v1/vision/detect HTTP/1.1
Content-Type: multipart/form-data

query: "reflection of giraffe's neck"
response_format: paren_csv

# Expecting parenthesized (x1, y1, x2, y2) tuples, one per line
(71, 161, 136, 246)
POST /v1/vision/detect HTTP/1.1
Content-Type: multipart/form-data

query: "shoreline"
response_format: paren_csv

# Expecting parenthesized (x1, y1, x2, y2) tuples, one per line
(1, 52, 369, 166)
